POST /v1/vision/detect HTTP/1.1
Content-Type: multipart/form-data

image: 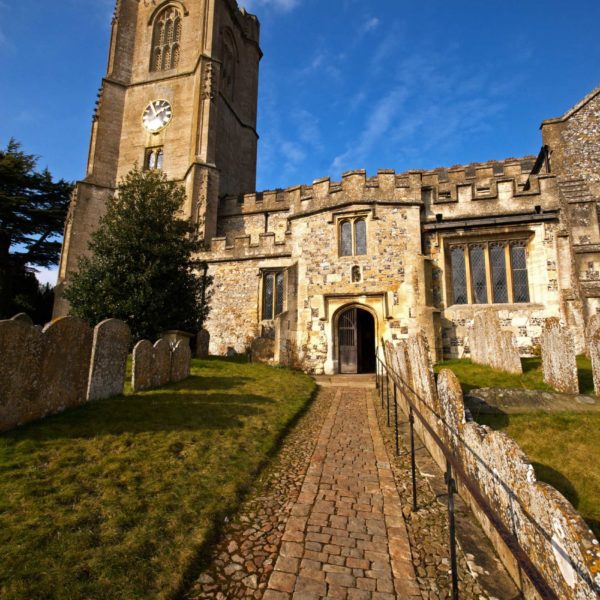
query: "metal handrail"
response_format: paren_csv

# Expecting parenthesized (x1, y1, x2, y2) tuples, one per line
(374, 348, 561, 600)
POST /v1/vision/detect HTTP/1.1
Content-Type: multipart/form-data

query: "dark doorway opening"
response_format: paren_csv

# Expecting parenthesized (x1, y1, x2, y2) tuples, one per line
(338, 307, 376, 374)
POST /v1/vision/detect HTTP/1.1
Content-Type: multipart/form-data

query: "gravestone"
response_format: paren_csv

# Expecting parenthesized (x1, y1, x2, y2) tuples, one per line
(470, 310, 522, 374)
(589, 328, 600, 396)
(436, 368, 466, 451)
(0, 319, 43, 431)
(39, 317, 93, 416)
(250, 337, 275, 363)
(132, 340, 154, 392)
(541, 318, 579, 394)
(153, 339, 171, 387)
(171, 340, 191, 383)
(585, 313, 600, 357)
(87, 319, 131, 401)
(11, 313, 33, 324)
(196, 329, 210, 358)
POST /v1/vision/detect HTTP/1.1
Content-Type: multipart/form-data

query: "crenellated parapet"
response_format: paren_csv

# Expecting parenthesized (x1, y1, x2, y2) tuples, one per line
(206, 230, 292, 261)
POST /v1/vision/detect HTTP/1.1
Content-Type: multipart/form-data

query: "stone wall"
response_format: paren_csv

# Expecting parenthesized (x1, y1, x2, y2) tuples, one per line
(384, 336, 600, 599)
(541, 318, 579, 394)
(469, 310, 522, 374)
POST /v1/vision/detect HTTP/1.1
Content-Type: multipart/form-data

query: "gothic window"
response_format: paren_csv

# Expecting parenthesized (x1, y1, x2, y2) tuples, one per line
(339, 217, 368, 257)
(449, 240, 530, 306)
(450, 246, 468, 305)
(145, 147, 164, 170)
(262, 271, 285, 320)
(511, 243, 530, 303)
(151, 7, 182, 72)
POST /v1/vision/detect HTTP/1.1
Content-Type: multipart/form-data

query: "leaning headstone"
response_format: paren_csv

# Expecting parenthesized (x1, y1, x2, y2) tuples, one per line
(153, 339, 171, 387)
(87, 319, 131, 401)
(132, 340, 154, 392)
(469, 310, 522, 374)
(0, 319, 43, 431)
(196, 329, 210, 358)
(589, 328, 600, 396)
(10, 313, 33, 324)
(171, 340, 192, 383)
(585, 313, 600, 357)
(541, 318, 579, 394)
(39, 317, 93, 416)
(436, 369, 466, 451)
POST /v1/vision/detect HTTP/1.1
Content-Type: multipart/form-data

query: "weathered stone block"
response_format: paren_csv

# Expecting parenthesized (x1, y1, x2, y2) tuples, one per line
(541, 318, 579, 394)
(153, 339, 171, 387)
(39, 317, 93, 416)
(251, 337, 274, 363)
(171, 340, 192, 383)
(0, 319, 43, 431)
(87, 319, 131, 401)
(196, 329, 210, 358)
(469, 310, 522, 374)
(132, 340, 154, 392)
(585, 313, 600, 357)
(436, 369, 465, 450)
(589, 329, 600, 396)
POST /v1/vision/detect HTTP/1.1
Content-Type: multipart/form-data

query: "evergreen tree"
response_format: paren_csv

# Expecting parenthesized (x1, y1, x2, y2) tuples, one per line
(0, 139, 72, 320)
(64, 167, 212, 341)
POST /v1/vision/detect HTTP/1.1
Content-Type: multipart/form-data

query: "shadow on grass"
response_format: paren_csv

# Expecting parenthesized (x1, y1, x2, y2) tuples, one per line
(577, 356, 594, 396)
(2, 375, 273, 442)
(521, 357, 541, 374)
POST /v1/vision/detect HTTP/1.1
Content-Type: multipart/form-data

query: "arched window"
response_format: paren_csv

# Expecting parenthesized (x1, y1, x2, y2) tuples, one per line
(145, 147, 164, 171)
(340, 221, 353, 256)
(354, 219, 367, 256)
(151, 7, 182, 72)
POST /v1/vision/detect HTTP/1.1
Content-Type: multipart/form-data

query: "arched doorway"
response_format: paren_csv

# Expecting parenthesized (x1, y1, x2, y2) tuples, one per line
(338, 307, 376, 374)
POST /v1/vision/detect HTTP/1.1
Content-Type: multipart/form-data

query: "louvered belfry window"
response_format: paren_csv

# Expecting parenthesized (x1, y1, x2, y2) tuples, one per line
(151, 7, 182, 72)
(449, 240, 531, 306)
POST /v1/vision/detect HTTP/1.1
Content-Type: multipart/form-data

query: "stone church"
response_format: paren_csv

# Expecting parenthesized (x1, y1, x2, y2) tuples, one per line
(55, 0, 600, 375)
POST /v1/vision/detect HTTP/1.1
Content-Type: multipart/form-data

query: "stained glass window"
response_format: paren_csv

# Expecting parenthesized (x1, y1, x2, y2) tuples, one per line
(490, 243, 508, 303)
(263, 271, 285, 320)
(469, 245, 488, 304)
(450, 247, 468, 305)
(355, 219, 367, 255)
(340, 221, 352, 256)
(263, 273, 274, 320)
(151, 8, 182, 72)
(511, 243, 530, 302)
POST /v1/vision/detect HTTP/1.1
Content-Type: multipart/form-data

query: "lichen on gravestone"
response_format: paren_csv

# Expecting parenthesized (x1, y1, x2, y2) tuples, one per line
(541, 318, 579, 394)
(170, 340, 191, 383)
(132, 339, 154, 392)
(153, 339, 171, 387)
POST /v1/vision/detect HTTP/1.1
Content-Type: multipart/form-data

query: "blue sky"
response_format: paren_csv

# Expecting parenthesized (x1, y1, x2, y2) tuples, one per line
(1, 0, 599, 284)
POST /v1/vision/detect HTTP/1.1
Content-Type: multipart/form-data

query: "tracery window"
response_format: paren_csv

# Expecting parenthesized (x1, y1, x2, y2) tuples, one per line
(449, 240, 530, 305)
(262, 271, 285, 320)
(339, 218, 367, 257)
(151, 7, 182, 72)
(145, 147, 164, 170)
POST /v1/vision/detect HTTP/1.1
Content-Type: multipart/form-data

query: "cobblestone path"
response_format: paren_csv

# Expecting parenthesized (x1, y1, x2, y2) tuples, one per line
(263, 387, 421, 600)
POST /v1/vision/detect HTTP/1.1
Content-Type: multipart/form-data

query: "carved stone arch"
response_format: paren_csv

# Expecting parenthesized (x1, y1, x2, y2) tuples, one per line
(147, 0, 189, 26)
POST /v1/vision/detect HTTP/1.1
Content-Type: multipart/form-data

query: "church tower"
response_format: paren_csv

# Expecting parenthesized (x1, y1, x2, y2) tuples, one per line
(54, 0, 261, 316)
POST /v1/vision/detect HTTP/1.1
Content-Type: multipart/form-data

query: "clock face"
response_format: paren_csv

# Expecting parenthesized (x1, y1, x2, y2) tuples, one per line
(142, 99, 173, 133)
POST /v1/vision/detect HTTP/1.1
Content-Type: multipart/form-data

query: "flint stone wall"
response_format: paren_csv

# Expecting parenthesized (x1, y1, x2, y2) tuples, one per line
(469, 310, 522, 374)
(385, 334, 600, 599)
(0, 317, 93, 432)
(541, 318, 579, 394)
(87, 319, 131, 401)
(171, 340, 191, 382)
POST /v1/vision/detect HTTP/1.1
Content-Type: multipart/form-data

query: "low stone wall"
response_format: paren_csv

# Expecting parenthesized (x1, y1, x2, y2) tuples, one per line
(469, 310, 522, 374)
(384, 336, 600, 599)
(541, 318, 579, 394)
(132, 338, 193, 392)
(0, 316, 130, 433)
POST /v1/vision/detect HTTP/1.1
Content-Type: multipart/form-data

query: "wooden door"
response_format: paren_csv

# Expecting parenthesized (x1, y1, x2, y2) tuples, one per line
(339, 308, 358, 374)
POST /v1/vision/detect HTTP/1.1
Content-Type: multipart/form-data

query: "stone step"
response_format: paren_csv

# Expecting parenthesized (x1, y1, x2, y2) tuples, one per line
(313, 374, 376, 389)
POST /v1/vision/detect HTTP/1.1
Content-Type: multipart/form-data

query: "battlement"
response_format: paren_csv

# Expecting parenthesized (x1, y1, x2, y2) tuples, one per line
(217, 156, 555, 221)
(207, 231, 292, 260)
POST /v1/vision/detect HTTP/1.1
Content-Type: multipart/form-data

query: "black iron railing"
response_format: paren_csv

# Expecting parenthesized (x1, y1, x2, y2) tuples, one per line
(375, 348, 563, 600)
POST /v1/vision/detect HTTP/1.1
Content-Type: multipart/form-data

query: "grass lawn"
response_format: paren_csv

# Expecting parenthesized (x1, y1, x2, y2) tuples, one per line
(0, 358, 316, 600)
(435, 355, 595, 396)
(476, 411, 600, 540)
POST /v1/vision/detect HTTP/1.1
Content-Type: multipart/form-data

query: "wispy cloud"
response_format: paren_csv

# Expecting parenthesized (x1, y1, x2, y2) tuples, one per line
(362, 17, 380, 34)
(239, 0, 301, 14)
